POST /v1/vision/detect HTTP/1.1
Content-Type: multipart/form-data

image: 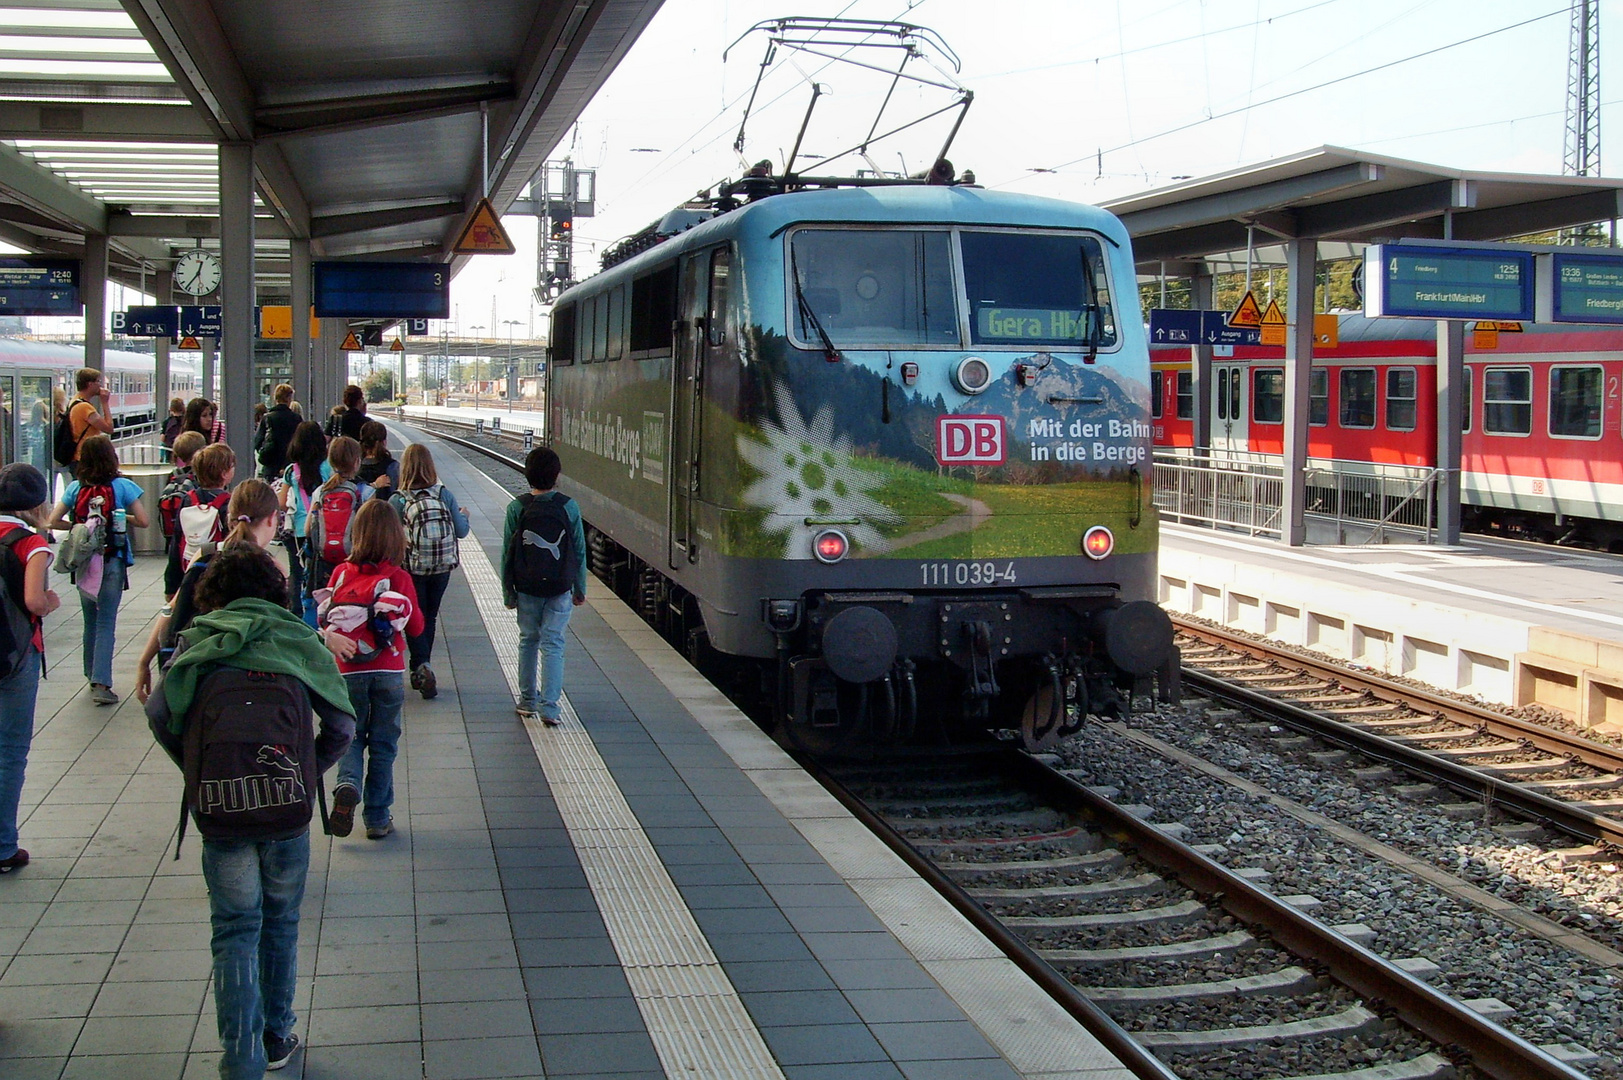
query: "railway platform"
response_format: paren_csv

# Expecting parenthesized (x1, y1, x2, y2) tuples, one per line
(0, 422, 1137, 1080)
(1160, 523, 1623, 729)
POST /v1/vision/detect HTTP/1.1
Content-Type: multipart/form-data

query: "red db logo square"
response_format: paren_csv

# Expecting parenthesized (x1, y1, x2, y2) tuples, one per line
(936, 416, 1005, 465)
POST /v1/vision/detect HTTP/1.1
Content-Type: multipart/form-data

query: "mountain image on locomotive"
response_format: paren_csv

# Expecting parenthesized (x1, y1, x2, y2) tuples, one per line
(1149, 315, 1623, 549)
(547, 182, 1176, 752)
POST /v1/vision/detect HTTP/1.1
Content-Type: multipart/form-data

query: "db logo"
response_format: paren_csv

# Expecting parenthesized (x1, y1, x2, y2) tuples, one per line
(936, 416, 1005, 465)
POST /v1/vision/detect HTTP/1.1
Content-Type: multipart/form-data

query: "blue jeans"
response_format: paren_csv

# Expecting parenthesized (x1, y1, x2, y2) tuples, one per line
(0, 647, 41, 860)
(338, 672, 405, 829)
(201, 831, 309, 1080)
(516, 591, 574, 719)
(79, 558, 125, 687)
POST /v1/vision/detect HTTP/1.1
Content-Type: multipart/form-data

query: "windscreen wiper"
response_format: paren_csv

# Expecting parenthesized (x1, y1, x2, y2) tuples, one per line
(790, 245, 843, 363)
(1079, 247, 1102, 364)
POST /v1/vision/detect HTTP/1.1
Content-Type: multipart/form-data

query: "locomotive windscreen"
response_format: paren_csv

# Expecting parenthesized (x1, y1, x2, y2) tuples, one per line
(790, 229, 959, 346)
(962, 232, 1117, 348)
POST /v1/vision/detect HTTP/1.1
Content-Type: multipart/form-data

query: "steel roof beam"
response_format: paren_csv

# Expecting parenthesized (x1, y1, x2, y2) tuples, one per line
(107, 210, 291, 239)
(1111, 162, 1383, 237)
(0, 141, 107, 233)
(311, 200, 464, 240)
(1293, 179, 1477, 239)
(1451, 188, 1623, 242)
(255, 81, 514, 142)
(0, 100, 212, 141)
(1131, 221, 1255, 265)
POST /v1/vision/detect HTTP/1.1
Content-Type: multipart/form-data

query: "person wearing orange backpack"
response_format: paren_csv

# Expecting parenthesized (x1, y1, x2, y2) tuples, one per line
(49, 435, 149, 705)
(317, 500, 421, 841)
(0, 464, 62, 873)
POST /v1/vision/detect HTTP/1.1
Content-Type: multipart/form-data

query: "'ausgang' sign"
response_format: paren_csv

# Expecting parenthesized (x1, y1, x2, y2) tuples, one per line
(936, 416, 1005, 465)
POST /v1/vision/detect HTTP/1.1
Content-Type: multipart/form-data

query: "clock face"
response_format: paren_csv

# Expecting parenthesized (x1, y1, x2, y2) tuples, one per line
(175, 249, 221, 295)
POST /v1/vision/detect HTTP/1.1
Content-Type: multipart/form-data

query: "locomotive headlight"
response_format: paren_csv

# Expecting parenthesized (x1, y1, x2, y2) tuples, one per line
(813, 528, 850, 563)
(952, 356, 993, 395)
(1082, 525, 1114, 560)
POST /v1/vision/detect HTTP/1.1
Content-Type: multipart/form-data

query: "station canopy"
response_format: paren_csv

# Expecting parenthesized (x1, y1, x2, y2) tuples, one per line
(1103, 146, 1623, 277)
(0, 0, 664, 297)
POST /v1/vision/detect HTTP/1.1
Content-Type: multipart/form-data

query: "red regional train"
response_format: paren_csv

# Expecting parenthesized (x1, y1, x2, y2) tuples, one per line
(1149, 315, 1623, 548)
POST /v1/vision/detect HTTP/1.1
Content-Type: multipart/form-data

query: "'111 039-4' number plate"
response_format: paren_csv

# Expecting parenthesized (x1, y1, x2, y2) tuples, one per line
(919, 561, 1017, 587)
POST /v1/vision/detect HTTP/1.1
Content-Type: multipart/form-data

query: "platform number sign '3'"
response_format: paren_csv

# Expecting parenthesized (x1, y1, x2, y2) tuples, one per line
(936, 416, 1005, 466)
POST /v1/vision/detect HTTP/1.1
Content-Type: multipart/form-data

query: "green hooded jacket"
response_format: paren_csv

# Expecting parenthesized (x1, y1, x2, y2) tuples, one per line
(162, 597, 352, 733)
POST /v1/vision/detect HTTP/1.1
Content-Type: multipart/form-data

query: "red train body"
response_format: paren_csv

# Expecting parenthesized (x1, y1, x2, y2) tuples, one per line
(1150, 315, 1623, 546)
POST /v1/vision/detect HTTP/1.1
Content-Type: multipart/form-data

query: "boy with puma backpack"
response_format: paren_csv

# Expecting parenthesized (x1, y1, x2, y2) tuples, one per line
(501, 446, 586, 726)
(146, 545, 353, 1077)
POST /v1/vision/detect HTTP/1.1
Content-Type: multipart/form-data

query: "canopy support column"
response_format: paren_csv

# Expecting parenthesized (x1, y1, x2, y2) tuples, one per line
(1281, 238, 1317, 546)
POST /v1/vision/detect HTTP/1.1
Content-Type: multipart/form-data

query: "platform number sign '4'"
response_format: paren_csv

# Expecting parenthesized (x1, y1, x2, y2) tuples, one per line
(936, 416, 1005, 466)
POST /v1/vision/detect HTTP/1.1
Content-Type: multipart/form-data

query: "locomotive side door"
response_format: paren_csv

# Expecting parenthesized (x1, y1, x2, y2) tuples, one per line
(669, 244, 730, 569)
(1213, 363, 1248, 455)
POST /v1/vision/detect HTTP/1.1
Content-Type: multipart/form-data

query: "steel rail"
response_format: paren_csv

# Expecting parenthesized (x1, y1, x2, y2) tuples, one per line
(1181, 665, 1623, 848)
(1174, 617, 1623, 775)
(804, 757, 1183, 1080)
(1002, 749, 1593, 1080)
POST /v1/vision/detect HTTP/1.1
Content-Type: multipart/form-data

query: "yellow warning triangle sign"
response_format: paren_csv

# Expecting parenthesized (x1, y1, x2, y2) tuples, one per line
(1478, 320, 1523, 332)
(340, 331, 362, 351)
(1260, 299, 1286, 326)
(1228, 291, 1263, 328)
(177, 335, 200, 350)
(389, 338, 405, 352)
(452, 197, 516, 256)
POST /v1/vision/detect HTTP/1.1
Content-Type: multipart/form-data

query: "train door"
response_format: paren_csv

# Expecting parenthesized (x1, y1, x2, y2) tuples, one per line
(1213, 363, 1248, 454)
(16, 371, 51, 477)
(0, 370, 13, 467)
(669, 244, 730, 569)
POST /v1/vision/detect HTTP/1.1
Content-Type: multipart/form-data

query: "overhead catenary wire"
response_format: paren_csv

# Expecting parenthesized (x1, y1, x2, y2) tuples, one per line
(1010, 4, 1570, 182)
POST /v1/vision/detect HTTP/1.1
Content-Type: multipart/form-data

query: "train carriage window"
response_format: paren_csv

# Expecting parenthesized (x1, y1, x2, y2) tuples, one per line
(550, 304, 576, 367)
(1339, 368, 1376, 428)
(629, 262, 678, 356)
(1385, 367, 1417, 431)
(1549, 364, 1603, 438)
(1252, 368, 1284, 424)
(789, 228, 957, 347)
(606, 284, 626, 361)
(592, 292, 609, 361)
(1484, 366, 1532, 435)
(1175, 371, 1193, 419)
(1309, 368, 1328, 426)
(1461, 365, 1472, 433)
(1151, 370, 1163, 419)
(962, 231, 1117, 348)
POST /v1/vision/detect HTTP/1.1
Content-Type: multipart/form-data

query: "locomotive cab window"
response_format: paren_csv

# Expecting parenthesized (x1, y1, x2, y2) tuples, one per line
(788, 228, 957, 347)
(1309, 368, 1328, 426)
(550, 305, 575, 366)
(1151, 370, 1163, 419)
(1252, 368, 1283, 424)
(1484, 366, 1532, 436)
(1339, 368, 1376, 429)
(962, 231, 1116, 349)
(1549, 364, 1602, 439)
(1175, 371, 1193, 420)
(1385, 367, 1417, 432)
(629, 262, 677, 358)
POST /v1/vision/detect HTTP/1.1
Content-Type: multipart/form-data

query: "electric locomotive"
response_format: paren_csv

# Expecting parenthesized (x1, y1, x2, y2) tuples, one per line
(548, 179, 1175, 750)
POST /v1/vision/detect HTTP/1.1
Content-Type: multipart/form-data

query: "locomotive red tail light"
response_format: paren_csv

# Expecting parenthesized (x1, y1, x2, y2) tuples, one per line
(1082, 525, 1114, 560)
(813, 528, 849, 563)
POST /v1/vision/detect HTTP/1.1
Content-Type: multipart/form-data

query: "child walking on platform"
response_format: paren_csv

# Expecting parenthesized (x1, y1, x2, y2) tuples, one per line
(320, 499, 421, 840)
(502, 447, 586, 727)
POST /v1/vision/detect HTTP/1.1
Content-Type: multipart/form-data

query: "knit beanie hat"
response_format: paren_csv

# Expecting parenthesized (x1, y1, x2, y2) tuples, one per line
(0, 463, 47, 511)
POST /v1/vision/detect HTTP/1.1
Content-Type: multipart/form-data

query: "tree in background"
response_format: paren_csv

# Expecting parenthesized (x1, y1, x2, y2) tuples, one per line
(362, 369, 396, 403)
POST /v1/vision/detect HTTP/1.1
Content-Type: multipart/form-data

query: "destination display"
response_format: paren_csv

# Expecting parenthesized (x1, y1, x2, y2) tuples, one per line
(1549, 252, 1623, 324)
(976, 306, 1089, 342)
(1364, 244, 1535, 321)
(0, 257, 78, 315)
(313, 261, 450, 319)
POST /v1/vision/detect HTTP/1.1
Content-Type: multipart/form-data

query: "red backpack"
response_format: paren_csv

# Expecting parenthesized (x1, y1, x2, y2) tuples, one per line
(158, 466, 197, 539)
(73, 483, 120, 555)
(311, 480, 360, 567)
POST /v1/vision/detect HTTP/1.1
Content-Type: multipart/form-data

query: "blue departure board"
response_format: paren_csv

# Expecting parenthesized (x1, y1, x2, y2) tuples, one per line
(1364, 245, 1534, 321)
(0, 257, 78, 315)
(313, 261, 450, 319)
(1550, 252, 1623, 324)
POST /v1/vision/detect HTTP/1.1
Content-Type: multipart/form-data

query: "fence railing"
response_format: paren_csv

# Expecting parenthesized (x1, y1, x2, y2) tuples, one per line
(1152, 452, 1444, 545)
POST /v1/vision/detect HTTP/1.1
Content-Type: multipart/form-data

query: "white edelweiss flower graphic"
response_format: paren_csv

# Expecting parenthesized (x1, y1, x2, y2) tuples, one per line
(738, 383, 902, 556)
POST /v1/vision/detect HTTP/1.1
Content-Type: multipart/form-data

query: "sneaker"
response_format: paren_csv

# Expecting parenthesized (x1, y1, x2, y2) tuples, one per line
(0, 849, 28, 873)
(329, 785, 360, 838)
(90, 684, 118, 706)
(417, 664, 437, 700)
(265, 1031, 299, 1071)
(409, 665, 423, 690)
(515, 701, 538, 720)
(365, 819, 394, 840)
(538, 713, 561, 728)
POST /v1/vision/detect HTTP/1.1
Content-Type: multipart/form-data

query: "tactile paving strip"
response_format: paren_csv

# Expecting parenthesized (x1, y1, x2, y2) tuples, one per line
(459, 541, 787, 1079)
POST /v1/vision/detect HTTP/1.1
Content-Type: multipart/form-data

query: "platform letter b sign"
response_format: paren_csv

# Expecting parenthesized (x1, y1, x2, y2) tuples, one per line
(936, 416, 1005, 466)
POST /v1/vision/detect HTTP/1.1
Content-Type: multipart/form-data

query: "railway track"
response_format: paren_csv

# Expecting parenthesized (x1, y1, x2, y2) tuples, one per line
(400, 411, 1609, 1078)
(1172, 619, 1623, 850)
